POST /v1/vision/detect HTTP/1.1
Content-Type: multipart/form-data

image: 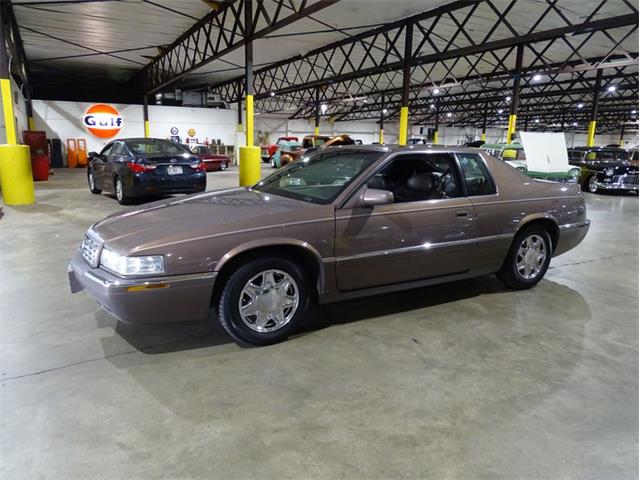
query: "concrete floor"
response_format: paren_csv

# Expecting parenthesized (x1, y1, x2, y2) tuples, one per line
(1, 168, 637, 479)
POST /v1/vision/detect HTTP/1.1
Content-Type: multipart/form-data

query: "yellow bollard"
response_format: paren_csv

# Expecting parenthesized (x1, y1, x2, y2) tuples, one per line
(239, 146, 261, 187)
(0, 144, 35, 205)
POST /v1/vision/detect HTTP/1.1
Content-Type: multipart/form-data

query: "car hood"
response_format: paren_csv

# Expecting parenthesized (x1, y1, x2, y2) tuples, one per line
(92, 188, 328, 254)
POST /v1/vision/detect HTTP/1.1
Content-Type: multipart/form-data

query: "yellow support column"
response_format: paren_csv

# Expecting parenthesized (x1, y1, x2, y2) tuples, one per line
(28, 116, 35, 131)
(314, 126, 319, 136)
(239, 94, 260, 186)
(144, 120, 150, 138)
(398, 106, 409, 146)
(379, 128, 384, 144)
(480, 132, 486, 141)
(506, 114, 517, 144)
(433, 130, 439, 145)
(586, 120, 596, 147)
(1, 78, 16, 145)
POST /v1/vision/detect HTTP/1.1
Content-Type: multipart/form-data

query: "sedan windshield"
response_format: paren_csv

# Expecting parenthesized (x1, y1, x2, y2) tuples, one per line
(254, 150, 382, 204)
(125, 139, 191, 156)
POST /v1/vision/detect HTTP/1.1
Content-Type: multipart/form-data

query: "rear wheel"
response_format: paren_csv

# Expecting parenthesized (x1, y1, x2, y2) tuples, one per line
(88, 169, 101, 194)
(217, 257, 309, 346)
(220, 161, 227, 170)
(114, 176, 130, 205)
(497, 226, 552, 289)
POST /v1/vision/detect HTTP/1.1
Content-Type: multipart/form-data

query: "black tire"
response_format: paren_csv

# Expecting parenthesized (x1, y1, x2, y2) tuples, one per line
(88, 169, 101, 194)
(114, 176, 130, 205)
(581, 174, 593, 192)
(220, 161, 227, 171)
(217, 257, 309, 347)
(496, 226, 552, 290)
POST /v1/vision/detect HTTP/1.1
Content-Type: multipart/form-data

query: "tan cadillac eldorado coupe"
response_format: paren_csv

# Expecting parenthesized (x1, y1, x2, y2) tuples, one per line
(69, 145, 590, 346)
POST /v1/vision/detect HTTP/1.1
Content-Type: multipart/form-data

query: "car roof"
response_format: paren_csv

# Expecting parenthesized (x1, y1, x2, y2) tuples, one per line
(324, 144, 491, 155)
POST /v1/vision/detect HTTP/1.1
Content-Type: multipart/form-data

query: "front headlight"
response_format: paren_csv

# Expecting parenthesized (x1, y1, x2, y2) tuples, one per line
(569, 168, 581, 179)
(604, 168, 614, 177)
(516, 165, 527, 173)
(100, 247, 165, 276)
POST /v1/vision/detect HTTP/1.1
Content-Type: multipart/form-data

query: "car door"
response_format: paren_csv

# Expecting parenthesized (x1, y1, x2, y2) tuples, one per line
(455, 151, 514, 275)
(92, 142, 114, 189)
(334, 152, 477, 291)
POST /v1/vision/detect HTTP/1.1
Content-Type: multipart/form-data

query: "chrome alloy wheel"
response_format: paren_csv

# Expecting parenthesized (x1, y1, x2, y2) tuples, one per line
(238, 269, 299, 333)
(516, 234, 547, 280)
(115, 179, 123, 202)
(588, 175, 599, 193)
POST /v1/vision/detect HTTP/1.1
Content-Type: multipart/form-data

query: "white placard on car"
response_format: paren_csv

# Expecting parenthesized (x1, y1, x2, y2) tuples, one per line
(167, 165, 183, 175)
(519, 132, 570, 173)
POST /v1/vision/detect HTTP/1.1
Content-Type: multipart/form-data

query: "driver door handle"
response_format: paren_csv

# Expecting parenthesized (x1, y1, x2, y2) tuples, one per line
(456, 210, 469, 218)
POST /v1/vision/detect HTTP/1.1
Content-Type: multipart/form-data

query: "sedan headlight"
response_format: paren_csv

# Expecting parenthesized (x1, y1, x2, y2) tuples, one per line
(604, 168, 614, 177)
(516, 165, 527, 173)
(100, 247, 165, 276)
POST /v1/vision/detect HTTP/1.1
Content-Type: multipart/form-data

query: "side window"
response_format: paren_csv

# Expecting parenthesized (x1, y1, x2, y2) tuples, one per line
(100, 142, 114, 156)
(456, 153, 496, 196)
(366, 153, 462, 203)
(110, 142, 125, 156)
(302, 138, 312, 148)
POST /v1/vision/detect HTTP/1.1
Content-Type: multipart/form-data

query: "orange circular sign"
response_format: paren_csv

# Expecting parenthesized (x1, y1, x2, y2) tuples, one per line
(82, 104, 123, 138)
(188, 128, 196, 138)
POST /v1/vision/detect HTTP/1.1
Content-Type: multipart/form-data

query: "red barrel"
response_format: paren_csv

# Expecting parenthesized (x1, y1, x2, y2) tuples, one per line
(31, 154, 50, 181)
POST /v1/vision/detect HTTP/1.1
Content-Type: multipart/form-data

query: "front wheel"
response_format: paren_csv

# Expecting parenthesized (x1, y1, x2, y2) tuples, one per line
(588, 175, 599, 193)
(88, 169, 101, 194)
(496, 226, 552, 289)
(217, 257, 309, 346)
(220, 161, 227, 171)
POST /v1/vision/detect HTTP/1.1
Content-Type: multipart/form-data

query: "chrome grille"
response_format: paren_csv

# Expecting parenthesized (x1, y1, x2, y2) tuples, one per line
(611, 174, 638, 185)
(81, 234, 102, 267)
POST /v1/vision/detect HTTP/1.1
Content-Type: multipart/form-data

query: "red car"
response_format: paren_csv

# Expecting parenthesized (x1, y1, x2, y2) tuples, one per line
(186, 144, 229, 172)
(260, 136, 299, 162)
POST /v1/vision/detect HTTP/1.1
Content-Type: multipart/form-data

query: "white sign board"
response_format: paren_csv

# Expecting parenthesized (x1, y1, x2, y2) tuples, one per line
(519, 132, 569, 172)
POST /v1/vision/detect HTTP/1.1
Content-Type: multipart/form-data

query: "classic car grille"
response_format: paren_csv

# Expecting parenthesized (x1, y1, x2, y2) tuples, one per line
(610, 174, 639, 185)
(81, 234, 102, 267)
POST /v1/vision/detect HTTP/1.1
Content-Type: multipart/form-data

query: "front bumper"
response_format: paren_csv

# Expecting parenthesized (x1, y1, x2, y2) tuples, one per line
(554, 219, 590, 257)
(593, 179, 639, 191)
(68, 251, 216, 325)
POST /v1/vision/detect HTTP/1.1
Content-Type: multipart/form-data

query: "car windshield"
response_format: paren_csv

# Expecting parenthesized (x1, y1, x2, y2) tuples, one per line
(253, 150, 382, 204)
(584, 150, 627, 162)
(126, 139, 191, 155)
(196, 146, 211, 155)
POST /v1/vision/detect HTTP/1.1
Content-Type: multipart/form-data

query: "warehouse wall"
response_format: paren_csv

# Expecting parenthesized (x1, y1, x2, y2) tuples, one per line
(253, 116, 390, 144)
(410, 124, 638, 148)
(31, 100, 238, 153)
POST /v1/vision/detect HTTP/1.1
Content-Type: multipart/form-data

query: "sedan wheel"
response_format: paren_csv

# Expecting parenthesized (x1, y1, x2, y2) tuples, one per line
(238, 270, 299, 333)
(220, 161, 227, 170)
(88, 169, 101, 194)
(218, 257, 308, 346)
(497, 226, 551, 289)
(515, 234, 547, 280)
(114, 177, 129, 205)
(588, 175, 599, 193)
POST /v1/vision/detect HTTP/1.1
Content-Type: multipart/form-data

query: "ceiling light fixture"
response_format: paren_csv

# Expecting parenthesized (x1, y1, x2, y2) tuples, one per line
(320, 103, 328, 114)
(577, 103, 584, 109)
(607, 85, 616, 92)
(433, 88, 440, 95)
(532, 74, 542, 81)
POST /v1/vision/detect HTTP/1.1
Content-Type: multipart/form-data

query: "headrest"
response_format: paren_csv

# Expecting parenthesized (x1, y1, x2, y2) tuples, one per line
(406, 172, 436, 192)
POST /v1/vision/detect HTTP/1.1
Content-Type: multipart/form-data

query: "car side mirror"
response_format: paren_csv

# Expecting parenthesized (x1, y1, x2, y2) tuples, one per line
(360, 188, 394, 207)
(88, 151, 98, 158)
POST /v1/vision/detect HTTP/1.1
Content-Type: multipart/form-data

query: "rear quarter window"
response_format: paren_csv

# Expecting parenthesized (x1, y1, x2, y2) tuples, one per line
(456, 153, 496, 196)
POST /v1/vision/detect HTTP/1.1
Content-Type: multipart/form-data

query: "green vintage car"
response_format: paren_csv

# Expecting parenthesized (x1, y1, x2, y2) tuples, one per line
(481, 142, 580, 183)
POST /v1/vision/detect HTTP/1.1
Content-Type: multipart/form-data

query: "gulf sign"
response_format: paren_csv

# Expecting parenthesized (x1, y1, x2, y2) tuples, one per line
(82, 104, 123, 138)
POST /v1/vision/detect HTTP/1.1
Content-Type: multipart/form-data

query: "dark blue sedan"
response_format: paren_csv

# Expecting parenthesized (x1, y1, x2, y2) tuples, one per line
(87, 138, 207, 204)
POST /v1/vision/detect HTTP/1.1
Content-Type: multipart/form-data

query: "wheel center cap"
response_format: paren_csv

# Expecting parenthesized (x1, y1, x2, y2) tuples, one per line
(257, 290, 279, 313)
(525, 249, 536, 264)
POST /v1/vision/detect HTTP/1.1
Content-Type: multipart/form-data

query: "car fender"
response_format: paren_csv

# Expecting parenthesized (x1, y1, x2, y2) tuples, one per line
(515, 212, 560, 247)
(215, 237, 327, 294)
